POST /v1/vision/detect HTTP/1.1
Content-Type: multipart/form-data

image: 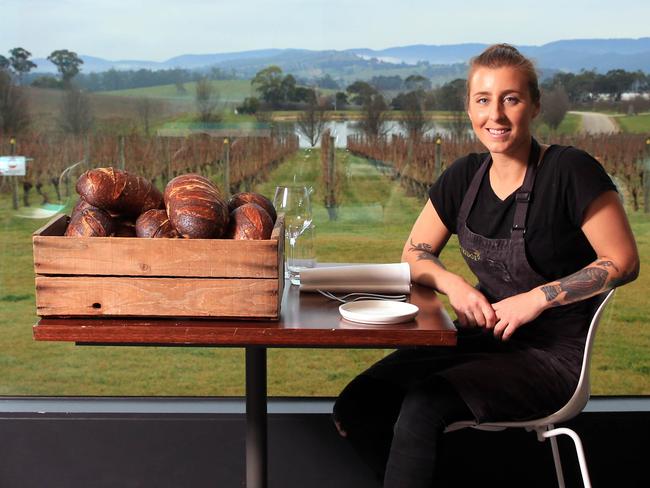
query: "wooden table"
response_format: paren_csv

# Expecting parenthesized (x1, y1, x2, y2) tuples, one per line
(34, 283, 456, 488)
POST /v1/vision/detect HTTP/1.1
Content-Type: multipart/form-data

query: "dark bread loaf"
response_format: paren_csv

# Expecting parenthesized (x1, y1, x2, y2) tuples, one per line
(70, 198, 97, 219)
(76, 167, 163, 216)
(136, 209, 178, 238)
(226, 203, 274, 240)
(164, 174, 229, 238)
(65, 207, 114, 237)
(228, 192, 277, 223)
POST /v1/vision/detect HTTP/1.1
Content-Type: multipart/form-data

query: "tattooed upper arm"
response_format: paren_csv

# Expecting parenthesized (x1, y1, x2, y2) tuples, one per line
(608, 267, 639, 288)
(408, 239, 446, 269)
(595, 260, 619, 272)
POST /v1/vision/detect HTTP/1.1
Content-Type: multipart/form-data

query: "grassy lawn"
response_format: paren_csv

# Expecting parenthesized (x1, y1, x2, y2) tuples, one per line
(0, 147, 648, 396)
(534, 113, 582, 137)
(614, 113, 650, 134)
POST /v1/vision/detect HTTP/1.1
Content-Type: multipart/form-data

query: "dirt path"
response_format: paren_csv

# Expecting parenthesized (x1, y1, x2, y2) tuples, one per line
(570, 111, 620, 134)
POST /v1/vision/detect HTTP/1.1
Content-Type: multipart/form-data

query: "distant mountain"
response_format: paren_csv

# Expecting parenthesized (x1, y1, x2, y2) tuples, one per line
(32, 49, 288, 74)
(349, 38, 650, 72)
(34, 55, 166, 73)
(31, 38, 650, 83)
(208, 49, 362, 75)
(165, 49, 285, 68)
(521, 38, 650, 72)
(347, 43, 489, 65)
(530, 38, 650, 55)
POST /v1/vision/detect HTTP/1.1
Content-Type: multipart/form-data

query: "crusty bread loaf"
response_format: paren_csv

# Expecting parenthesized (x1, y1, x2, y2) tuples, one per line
(226, 203, 274, 240)
(136, 209, 178, 238)
(76, 167, 163, 216)
(228, 192, 277, 223)
(70, 198, 97, 219)
(64, 207, 114, 237)
(164, 174, 229, 239)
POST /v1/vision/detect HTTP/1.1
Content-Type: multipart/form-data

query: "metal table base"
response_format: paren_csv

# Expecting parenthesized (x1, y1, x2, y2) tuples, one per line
(246, 346, 267, 488)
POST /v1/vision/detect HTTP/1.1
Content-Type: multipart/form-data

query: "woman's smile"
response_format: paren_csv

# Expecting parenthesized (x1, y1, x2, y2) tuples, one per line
(486, 128, 511, 136)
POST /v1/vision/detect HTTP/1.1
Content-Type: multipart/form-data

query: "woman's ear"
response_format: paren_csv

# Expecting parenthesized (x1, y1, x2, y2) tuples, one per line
(532, 100, 541, 119)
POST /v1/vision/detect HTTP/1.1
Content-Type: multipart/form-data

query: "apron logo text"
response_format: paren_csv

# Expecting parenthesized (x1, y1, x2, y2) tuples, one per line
(461, 247, 481, 261)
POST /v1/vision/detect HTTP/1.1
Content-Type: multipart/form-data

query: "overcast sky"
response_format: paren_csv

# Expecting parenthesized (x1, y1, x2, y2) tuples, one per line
(3, 0, 649, 61)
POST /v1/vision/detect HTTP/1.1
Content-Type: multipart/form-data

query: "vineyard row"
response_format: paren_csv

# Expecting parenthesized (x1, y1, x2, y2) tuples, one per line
(1, 133, 299, 205)
(347, 134, 650, 211)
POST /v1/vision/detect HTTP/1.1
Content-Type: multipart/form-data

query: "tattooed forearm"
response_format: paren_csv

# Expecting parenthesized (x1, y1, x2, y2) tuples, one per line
(541, 266, 608, 304)
(408, 239, 446, 268)
(540, 258, 638, 306)
(558, 267, 608, 301)
(541, 284, 561, 302)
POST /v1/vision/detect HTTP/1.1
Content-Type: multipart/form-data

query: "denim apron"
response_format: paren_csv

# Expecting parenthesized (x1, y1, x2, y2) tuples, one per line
(456, 139, 547, 302)
(363, 140, 592, 422)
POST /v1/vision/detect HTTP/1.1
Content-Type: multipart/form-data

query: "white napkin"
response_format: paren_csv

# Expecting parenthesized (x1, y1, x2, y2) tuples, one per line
(299, 263, 411, 294)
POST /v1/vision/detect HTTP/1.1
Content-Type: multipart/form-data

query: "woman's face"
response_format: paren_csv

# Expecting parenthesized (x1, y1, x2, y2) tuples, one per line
(467, 66, 540, 158)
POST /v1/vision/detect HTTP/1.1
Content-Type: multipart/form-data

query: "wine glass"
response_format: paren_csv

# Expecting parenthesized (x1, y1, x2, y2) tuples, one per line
(273, 185, 315, 285)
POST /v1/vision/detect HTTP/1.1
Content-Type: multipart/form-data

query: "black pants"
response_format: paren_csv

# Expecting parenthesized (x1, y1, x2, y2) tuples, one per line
(333, 372, 471, 488)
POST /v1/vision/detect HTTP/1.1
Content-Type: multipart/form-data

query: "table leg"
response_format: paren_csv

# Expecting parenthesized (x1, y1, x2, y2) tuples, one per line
(245, 346, 267, 488)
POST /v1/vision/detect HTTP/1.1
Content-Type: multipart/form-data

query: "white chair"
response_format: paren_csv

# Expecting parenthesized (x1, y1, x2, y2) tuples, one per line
(445, 289, 616, 488)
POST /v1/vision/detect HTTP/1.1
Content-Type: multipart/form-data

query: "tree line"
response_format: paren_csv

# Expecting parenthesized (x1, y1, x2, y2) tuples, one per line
(541, 69, 650, 116)
(32, 66, 236, 92)
(542, 69, 650, 103)
(1, 48, 84, 86)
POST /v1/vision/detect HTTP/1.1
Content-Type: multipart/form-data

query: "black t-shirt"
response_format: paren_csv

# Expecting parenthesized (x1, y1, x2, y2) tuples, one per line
(428, 145, 617, 281)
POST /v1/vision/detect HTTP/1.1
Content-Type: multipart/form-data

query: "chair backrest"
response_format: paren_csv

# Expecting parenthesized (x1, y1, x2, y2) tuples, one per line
(543, 288, 616, 425)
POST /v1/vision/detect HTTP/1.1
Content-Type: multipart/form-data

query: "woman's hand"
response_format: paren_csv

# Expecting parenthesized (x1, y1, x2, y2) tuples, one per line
(491, 290, 546, 340)
(446, 277, 497, 329)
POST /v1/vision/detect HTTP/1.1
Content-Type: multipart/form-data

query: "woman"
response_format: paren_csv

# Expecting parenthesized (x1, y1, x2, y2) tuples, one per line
(333, 44, 639, 487)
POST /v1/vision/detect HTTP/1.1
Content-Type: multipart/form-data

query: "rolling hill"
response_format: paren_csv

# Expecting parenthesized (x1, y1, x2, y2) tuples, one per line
(30, 37, 650, 79)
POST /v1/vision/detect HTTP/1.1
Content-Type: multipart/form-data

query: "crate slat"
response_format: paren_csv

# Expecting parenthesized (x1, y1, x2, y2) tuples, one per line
(35, 276, 279, 318)
(33, 234, 279, 278)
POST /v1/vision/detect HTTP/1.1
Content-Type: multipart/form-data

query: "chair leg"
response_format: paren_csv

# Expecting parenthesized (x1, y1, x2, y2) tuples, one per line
(541, 427, 592, 488)
(549, 435, 566, 488)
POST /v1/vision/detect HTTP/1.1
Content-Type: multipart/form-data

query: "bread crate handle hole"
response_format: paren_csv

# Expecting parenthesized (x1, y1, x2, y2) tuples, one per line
(92, 303, 102, 309)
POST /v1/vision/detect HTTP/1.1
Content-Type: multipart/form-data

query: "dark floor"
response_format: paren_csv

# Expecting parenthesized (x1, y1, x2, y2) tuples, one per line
(0, 399, 648, 488)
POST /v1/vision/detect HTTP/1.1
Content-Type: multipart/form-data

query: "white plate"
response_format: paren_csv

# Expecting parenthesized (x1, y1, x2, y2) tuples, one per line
(339, 300, 419, 325)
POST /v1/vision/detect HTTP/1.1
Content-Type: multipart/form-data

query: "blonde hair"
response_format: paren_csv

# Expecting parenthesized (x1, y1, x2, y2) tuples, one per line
(467, 43, 540, 105)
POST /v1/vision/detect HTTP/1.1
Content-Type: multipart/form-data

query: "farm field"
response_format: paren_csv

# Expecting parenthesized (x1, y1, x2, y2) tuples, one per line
(24, 86, 194, 133)
(0, 146, 648, 397)
(614, 113, 650, 134)
(104, 79, 255, 104)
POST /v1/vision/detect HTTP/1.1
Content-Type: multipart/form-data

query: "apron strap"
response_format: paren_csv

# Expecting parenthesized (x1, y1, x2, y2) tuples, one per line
(456, 154, 491, 233)
(511, 138, 541, 238)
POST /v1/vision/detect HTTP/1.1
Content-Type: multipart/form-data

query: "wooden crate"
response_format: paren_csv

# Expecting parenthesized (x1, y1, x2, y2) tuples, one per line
(33, 214, 284, 320)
